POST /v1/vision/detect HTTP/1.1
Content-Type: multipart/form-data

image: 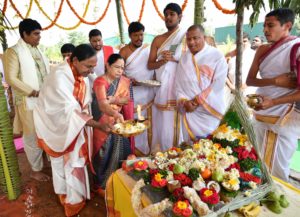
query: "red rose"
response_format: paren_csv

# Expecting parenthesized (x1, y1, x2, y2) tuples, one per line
(238, 149, 249, 160)
(181, 176, 193, 186)
(168, 164, 175, 171)
(133, 160, 149, 171)
(248, 148, 258, 161)
(173, 206, 182, 215)
(182, 208, 193, 217)
(239, 172, 261, 184)
(173, 188, 186, 201)
(225, 163, 241, 172)
(199, 188, 220, 205)
(149, 169, 159, 176)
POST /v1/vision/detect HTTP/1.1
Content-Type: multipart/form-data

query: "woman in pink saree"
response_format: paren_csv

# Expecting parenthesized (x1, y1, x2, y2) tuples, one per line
(92, 54, 134, 195)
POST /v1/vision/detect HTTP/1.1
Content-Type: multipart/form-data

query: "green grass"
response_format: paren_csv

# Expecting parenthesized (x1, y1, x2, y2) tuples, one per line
(290, 140, 300, 172)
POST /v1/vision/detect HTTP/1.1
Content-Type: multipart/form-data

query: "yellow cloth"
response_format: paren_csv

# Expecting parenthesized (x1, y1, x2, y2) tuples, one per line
(106, 169, 300, 217)
(106, 170, 152, 217)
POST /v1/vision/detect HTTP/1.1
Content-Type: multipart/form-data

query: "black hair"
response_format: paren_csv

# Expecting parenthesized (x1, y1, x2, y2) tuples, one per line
(254, 35, 264, 42)
(70, 44, 96, 62)
(107, 53, 124, 66)
(163, 3, 182, 15)
(128, 22, 145, 35)
(19, 18, 42, 38)
(266, 8, 295, 26)
(187, 24, 205, 34)
(243, 32, 250, 40)
(60, 43, 75, 54)
(89, 29, 102, 39)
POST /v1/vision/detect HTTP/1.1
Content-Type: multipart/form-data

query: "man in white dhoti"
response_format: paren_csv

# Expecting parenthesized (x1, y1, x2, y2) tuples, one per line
(3, 19, 50, 181)
(175, 25, 228, 143)
(148, 3, 187, 152)
(33, 44, 112, 216)
(88, 29, 117, 84)
(246, 8, 300, 182)
(120, 22, 155, 155)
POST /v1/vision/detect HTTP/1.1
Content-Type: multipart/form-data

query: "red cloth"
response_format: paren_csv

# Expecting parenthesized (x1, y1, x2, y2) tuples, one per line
(103, 45, 114, 63)
(289, 42, 300, 87)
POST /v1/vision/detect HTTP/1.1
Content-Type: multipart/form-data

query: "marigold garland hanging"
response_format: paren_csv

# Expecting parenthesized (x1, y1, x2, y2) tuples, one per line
(120, 0, 146, 25)
(34, 0, 64, 30)
(9, 0, 33, 19)
(152, 0, 188, 21)
(37, 0, 91, 30)
(34, 0, 90, 30)
(66, 0, 111, 25)
(6, 0, 33, 29)
(1, 0, 8, 14)
(211, 0, 235, 14)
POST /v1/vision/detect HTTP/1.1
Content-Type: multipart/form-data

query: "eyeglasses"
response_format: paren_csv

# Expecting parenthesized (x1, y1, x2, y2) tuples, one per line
(111, 65, 125, 71)
(82, 64, 95, 72)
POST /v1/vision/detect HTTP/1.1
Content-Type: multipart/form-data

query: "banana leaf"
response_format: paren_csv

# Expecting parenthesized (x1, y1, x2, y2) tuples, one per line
(0, 76, 21, 200)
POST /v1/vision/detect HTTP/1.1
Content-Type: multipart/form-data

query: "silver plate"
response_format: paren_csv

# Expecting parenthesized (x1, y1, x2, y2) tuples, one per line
(136, 80, 161, 87)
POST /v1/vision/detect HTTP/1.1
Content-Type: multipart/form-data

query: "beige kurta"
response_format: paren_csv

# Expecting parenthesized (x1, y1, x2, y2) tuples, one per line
(3, 39, 49, 171)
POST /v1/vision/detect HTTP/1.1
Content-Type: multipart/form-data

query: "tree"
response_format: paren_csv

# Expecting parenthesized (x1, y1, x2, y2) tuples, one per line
(232, 0, 300, 91)
(194, 0, 205, 25)
(115, 0, 125, 44)
(67, 31, 88, 46)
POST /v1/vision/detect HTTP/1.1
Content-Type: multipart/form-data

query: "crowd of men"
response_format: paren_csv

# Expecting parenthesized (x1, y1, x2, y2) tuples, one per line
(1, 2, 299, 216)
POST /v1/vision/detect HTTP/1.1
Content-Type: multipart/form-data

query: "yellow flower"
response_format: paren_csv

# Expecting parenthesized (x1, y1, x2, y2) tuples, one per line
(177, 201, 188, 210)
(218, 124, 229, 133)
(237, 134, 248, 145)
(214, 143, 221, 149)
(220, 148, 227, 153)
(208, 153, 215, 162)
(228, 179, 238, 185)
(154, 173, 162, 182)
(193, 143, 201, 150)
(204, 189, 213, 197)
(137, 161, 144, 166)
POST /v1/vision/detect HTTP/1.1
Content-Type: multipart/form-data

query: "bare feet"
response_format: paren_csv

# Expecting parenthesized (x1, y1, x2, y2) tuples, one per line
(92, 187, 105, 198)
(30, 171, 50, 182)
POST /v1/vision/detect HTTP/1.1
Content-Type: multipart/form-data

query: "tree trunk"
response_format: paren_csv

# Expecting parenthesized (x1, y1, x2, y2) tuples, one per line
(194, 0, 205, 25)
(115, 0, 125, 45)
(235, 8, 244, 90)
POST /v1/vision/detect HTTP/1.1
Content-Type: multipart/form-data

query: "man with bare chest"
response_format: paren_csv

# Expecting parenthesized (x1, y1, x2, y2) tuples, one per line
(119, 22, 155, 155)
(147, 3, 187, 152)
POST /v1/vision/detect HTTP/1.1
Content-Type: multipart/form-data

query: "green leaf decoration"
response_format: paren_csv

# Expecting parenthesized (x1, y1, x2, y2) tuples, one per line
(0, 76, 21, 200)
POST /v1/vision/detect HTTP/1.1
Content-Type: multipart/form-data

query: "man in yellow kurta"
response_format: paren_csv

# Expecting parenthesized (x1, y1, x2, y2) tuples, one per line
(3, 19, 50, 181)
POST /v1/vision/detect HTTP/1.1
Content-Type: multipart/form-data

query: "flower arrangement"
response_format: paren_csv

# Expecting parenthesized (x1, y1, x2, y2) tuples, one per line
(128, 114, 268, 216)
(172, 200, 193, 217)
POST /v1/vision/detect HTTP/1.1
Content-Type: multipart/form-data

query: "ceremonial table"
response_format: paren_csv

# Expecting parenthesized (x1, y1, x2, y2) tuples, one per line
(106, 169, 300, 217)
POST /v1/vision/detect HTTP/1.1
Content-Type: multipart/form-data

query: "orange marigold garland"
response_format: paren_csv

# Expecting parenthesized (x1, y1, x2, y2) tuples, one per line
(36, 0, 91, 31)
(152, 0, 188, 21)
(1, 0, 8, 15)
(9, 0, 33, 19)
(138, 0, 146, 22)
(211, 0, 235, 14)
(120, 0, 146, 25)
(66, 0, 111, 25)
(34, 0, 64, 30)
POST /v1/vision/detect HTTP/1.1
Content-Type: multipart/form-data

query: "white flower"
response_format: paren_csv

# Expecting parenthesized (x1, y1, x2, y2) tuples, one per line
(166, 171, 174, 181)
(244, 190, 252, 197)
(191, 160, 206, 171)
(226, 146, 233, 154)
(249, 181, 257, 189)
(192, 178, 206, 191)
